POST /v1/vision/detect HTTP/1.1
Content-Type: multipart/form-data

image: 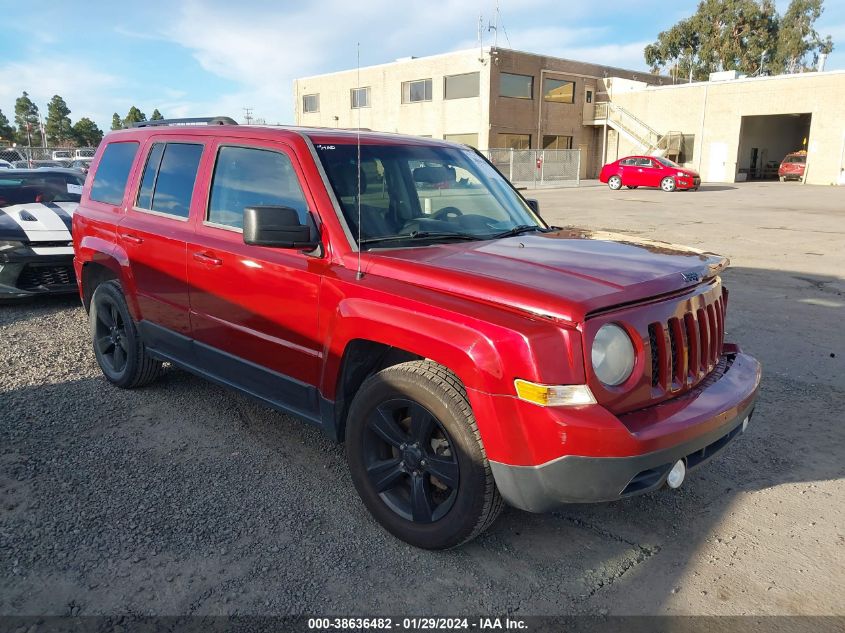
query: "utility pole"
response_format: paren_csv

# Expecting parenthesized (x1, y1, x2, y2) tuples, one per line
(243, 107, 254, 125)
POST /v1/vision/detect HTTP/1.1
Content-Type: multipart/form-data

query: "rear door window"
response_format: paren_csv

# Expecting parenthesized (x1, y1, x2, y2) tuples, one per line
(135, 142, 204, 219)
(90, 142, 139, 205)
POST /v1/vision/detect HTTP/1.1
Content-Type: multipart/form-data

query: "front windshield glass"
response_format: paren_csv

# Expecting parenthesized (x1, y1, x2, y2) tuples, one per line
(655, 156, 681, 169)
(0, 173, 83, 207)
(314, 143, 544, 248)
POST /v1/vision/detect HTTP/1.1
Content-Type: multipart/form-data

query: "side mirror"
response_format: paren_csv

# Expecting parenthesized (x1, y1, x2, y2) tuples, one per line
(525, 198, 540, 215)
(243, 206, 318, 249)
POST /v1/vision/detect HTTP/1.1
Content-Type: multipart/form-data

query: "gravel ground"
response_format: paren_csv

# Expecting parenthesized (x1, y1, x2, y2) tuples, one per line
(1, 181, 843, 617)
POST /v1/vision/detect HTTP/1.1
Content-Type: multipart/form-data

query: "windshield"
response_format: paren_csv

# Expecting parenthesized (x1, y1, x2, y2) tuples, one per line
(655, 156, 681, 169)
(0, 173, 84, 207)
(784, 155, 806, 164)
(314, 143, 544, 248)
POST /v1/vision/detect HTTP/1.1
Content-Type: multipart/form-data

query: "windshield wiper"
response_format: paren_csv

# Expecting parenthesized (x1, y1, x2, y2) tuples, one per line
(359, 231, 482, 248)
(489, 224, 548, 239)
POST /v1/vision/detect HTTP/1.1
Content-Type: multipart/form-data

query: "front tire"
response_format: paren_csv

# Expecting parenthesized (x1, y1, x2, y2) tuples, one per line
(89, 280, 162, 388)
(608, 175, 622, 190)
(345, 361, 503, 549)
(660, 177, 677, 192)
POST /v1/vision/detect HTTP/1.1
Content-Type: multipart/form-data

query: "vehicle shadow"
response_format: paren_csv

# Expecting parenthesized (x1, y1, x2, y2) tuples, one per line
(1, 266, 842, 617)
(691, 185, 738, 192)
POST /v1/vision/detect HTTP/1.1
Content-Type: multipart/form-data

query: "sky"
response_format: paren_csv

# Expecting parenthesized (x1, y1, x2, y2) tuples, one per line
(1, 0, 843, 131)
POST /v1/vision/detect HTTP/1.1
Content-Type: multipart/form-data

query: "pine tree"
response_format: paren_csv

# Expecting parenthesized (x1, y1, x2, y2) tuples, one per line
(45, 95, 73, 145)
(14, 91, 40, 146)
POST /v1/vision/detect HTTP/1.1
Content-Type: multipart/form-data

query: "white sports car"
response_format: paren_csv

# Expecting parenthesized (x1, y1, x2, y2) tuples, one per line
(0, 169, 84, 298)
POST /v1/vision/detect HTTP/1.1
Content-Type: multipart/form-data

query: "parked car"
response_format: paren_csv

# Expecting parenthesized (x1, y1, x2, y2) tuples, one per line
(600, 155, 701, 192)
(0, 159, 11, 169)
(73, 120, 760, 549)
(69, 158, 93, 174)
(32, 160, 67, 169)
(778, 151, 806, 182)
(74, 148, 96, 159)
(0, 169, 83, 298)
(51, 149, 73, 161)
(0, 148, 25, 163)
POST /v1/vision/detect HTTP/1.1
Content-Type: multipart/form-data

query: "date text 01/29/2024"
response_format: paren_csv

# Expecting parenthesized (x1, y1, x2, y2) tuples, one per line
(307, 617, 528, 630)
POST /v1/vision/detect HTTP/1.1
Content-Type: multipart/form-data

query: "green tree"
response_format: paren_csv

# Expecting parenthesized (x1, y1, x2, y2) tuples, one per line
(45, 95, 73, 146)
(150, 109, 164, 120)
(0, 109, 14, 144)
(72, 117, 103, 147)
(14, 91, 40, 146)
(123, 106, 146, 127)
(644, 0, 834, 79)
(111, 113, 123, 130)
(776, 0, 834, 72)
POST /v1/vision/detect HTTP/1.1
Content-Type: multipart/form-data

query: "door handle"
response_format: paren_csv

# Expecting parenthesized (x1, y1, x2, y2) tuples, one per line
(120, 233, 143, 245)
(193, 251, 223, 266)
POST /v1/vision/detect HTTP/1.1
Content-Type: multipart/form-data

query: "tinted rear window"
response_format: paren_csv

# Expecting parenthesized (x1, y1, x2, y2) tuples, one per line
(90, 142, 139, 205)
(0, 173, 85, 207)
(784, 155, 806, 164)
(145, 143, 203, 218)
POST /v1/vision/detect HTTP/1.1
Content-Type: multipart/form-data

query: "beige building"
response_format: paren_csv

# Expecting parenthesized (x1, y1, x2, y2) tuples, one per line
(294, 47, 665, 178)
(295, 48, 845, 185)
(599, 71, 845, 185)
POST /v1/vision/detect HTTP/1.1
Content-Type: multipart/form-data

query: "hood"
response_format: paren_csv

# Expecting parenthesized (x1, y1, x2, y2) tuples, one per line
(360, 228, 728, 324)
(0, 202, 76, 242)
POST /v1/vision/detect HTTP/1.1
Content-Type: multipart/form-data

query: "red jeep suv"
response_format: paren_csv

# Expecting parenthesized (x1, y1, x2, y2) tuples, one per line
(73, 119, 761, 549)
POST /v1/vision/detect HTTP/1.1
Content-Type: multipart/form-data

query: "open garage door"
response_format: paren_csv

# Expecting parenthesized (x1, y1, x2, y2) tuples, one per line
(736, 113, 811, 181)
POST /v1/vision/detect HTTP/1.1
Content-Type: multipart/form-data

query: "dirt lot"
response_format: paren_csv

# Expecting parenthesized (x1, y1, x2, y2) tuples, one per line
(1, 181, 843, 617)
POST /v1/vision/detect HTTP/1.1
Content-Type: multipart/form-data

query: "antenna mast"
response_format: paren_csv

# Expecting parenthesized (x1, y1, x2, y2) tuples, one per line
(355, 43, 364, 281)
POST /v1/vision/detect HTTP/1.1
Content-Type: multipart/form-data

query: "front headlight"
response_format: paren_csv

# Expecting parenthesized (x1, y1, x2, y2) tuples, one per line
(591, 323, 635, 386)
(0, 240, 25, 253)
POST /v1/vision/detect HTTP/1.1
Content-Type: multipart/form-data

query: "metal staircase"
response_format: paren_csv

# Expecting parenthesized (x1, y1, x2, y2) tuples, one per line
(586, 102, 683, 160)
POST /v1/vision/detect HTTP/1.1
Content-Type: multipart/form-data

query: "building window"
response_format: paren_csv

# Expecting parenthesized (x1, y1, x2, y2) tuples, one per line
(444, 72, 480, 99)
(543, 78, 575, 103)
(351, 87, 370, 109)
(402, 79, 432, 103)
(444, 133, 479, 147)
(500, 73, 533, 99)
(680, 134, 696, 163)
(498, 133, 531, 150)
(542, 135, 573, 150)
(303, 94, 319, 113)
(586, 90, 593, 103)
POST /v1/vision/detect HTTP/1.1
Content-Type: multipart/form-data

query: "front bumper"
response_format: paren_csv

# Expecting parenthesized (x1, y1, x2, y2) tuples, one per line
(490, 351, 760, 512)
(0, 253, 77, 298)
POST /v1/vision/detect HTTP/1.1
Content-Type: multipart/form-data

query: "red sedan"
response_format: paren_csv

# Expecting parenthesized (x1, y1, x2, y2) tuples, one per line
(600, 155, 701, 192)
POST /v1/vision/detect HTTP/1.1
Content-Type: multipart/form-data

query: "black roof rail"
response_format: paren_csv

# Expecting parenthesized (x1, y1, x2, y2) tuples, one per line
(132, 116, 238, 128)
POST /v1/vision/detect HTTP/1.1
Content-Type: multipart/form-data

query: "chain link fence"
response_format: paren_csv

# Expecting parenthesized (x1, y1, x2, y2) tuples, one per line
(483, 148, 581, 188)
(0, 146, 96, 165)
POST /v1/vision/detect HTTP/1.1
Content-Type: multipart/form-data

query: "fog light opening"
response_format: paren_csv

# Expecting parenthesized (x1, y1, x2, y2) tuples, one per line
(667, 460, 686, 489)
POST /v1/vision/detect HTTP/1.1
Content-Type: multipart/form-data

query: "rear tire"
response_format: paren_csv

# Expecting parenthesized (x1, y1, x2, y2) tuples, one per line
(660, 177, 677, 192)
(608, 175, 622, 190)
(89, 281, 162, 388)
(345, 360, 503, 549)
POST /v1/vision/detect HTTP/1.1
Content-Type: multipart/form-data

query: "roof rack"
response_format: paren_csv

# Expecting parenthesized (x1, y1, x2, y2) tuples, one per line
(132, 116, 238, 128)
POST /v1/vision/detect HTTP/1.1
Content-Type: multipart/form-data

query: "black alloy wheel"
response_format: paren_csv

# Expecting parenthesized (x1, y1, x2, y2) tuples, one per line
(345, 360, 503, 549)
(363, 398, 459, 523)
(94, 297, 129, 374)
(89, 281, 162, 388)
